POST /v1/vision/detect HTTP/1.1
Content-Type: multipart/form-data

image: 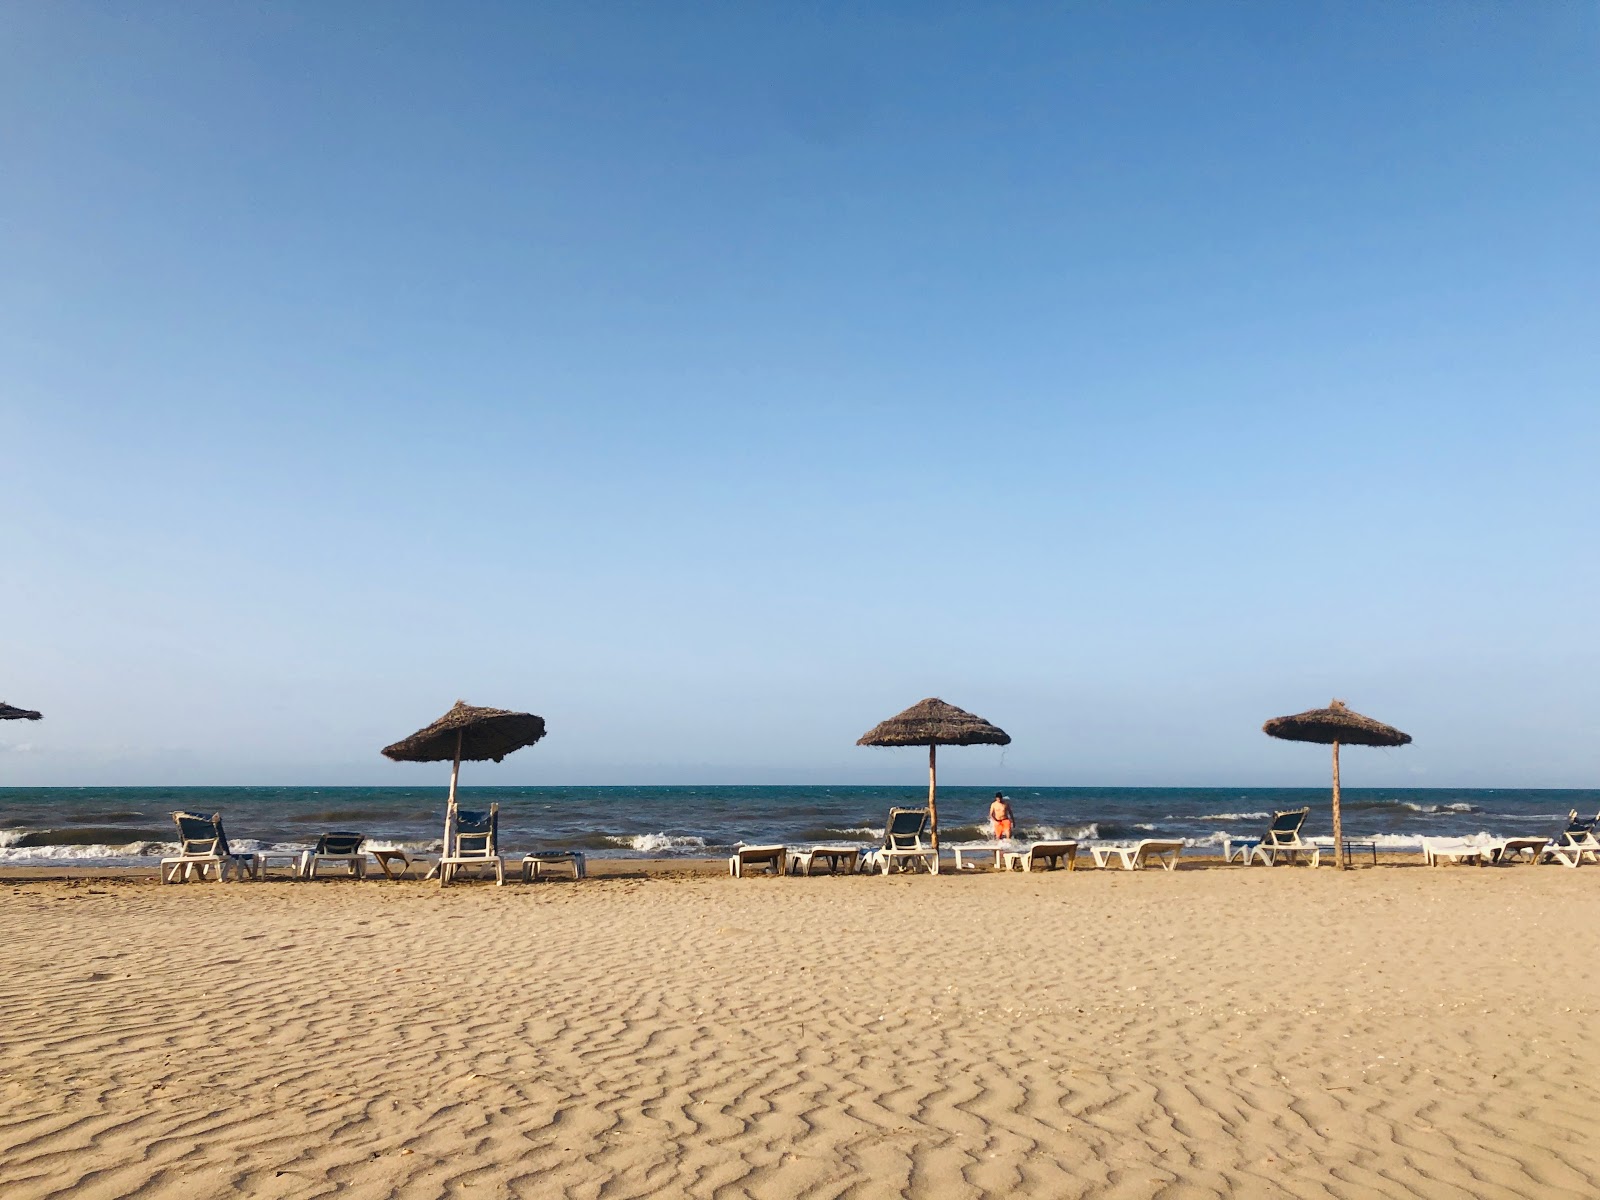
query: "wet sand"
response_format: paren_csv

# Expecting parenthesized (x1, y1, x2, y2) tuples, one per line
(1, 861, 1596, 1198)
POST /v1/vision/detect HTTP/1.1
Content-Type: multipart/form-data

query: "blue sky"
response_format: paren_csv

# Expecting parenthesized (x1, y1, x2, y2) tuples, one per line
(3, 2, 1596, 787)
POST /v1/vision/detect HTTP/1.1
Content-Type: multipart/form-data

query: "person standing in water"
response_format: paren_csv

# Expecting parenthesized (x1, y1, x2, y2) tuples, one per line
(988, 792, 1014, 840)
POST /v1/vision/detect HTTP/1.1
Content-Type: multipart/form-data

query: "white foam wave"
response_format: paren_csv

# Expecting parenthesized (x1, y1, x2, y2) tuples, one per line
(364, 838, 439, 854)
(1400, 801, 1479, 814)
(0, 838, 329, 866)
(0, 830, 25, 849)
(1183, 812, 1269, 822)
(0, 841, 172, 865)
(1031, 824, 1098, 841)
(612, 833, 708, 855)
(1316, 833, 1428, 849)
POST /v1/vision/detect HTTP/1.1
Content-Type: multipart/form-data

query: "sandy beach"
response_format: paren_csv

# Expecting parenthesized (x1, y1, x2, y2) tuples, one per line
(2, 862, 1597, 1199)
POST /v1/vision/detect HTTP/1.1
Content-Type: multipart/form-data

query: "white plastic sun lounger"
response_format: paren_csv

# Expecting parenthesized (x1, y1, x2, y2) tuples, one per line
(437, 805, 504, 885)
(1483, 837, 1548, 865)
(872, 807, 939, 875)
(1247, 808, 1317, 866)
(1002, 840, 1078, 872)
(1420, 837, 1486, 866)
(787, 845, 861, 875)
(300, 831, 367, 880)
(728, 844, 787, 877)
(160, 811, 253, 883)
(1090, 839, 1184, 871)
(1541, 812, 1600, 868)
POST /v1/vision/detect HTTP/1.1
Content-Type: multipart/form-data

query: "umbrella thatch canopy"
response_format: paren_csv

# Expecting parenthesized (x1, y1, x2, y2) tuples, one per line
(383, 701, 547, 881)
(858, 698, 1011, 850)
(382, 701, 546, 764)
(0, 703, 42, 721)
(1263, 699, 1411, 870)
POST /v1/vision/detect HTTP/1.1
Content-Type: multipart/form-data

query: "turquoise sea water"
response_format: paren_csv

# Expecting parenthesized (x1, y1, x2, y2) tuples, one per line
(1, 785, 1594, 866)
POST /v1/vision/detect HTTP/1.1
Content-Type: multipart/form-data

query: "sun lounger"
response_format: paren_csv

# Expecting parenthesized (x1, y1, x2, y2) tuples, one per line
(1247, 808, 1317, 866)
(438, 805, 504, 885)
(870, 807, 939, 875)
(300, 831, 367, 880)
(787, 845, 860, 875)
(1483, 836, 1548, 865)
(161, 811, 253, 883)
(729, 844, 787, 877)
(1420, 837, 1486, 866)
(1090, 839, 1184, 871)
(1221, 837, 1258, 864)
(521, 850, 587, 880)
(1002, 840, 1078, 872)
(1542, 811, 1600, 868)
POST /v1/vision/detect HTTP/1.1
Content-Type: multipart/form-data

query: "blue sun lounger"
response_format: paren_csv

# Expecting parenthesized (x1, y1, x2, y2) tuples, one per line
(161, 811, 254, 883)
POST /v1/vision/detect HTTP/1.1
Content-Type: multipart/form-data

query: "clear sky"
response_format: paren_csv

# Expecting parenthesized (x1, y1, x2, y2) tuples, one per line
(3, 2, 1596, 788)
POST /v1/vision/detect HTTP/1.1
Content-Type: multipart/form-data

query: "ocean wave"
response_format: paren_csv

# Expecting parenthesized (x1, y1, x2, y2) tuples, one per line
(297, 808, 431, 823)
(1362, 833, 1428, 848)
(611, 833, 709, 855)
(939, 824, 987, 842)
(0, 841, 172, 864)
(1401, 801, 1479, 815)
(7, 826, 171, 848)
(363, 838, 440, 854)
(1030, 823, 1098, 841)
(793, 825, 884, 842)
(1181, 812, 1270, 822)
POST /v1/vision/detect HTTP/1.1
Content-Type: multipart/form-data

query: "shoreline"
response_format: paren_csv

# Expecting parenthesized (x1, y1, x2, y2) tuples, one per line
(0, 849, 1450, 882)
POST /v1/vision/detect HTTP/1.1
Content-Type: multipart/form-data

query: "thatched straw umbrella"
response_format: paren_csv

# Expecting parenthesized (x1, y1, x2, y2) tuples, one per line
(1262, 699, 1411, 870)
(857, 698, 1011, 851)
(382, 701, 546, 873)
(0, 703, 42, 721)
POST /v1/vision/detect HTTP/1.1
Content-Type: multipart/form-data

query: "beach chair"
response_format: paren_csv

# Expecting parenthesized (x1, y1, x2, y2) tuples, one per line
(1542, 811, 1600, 869)
(1420, 837, 1486, 866)
(1247, 808, 1317, 866)
(1001, 840, 1078, 872)
(1483, 836, 1548, 865)
(300, 831, 366, 880)
(872, 807, 939, 875)
(1090, 839, 1184, 871)
(787, 845, 861, 875)
(728, 844, 787, 877)
(438, 805, 504, 885)
(521, 850, 587, 880)
(160, 811, 253, 883)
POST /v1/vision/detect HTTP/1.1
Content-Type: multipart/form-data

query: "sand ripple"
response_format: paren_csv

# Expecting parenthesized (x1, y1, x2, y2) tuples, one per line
(1, 868, 1597, 1198)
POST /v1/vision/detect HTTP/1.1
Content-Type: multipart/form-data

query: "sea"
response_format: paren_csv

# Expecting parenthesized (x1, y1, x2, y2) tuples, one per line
(1, 785, 1595, 867)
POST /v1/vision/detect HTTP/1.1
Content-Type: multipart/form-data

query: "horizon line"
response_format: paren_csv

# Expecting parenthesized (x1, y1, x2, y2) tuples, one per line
(0, 781, 1593, 792)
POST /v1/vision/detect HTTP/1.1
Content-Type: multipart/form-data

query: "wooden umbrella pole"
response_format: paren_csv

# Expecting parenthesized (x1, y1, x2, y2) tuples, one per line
(1331, 740, 1344, 871)
(928, 743, 939, 852)
(442, 729, 463, 885)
